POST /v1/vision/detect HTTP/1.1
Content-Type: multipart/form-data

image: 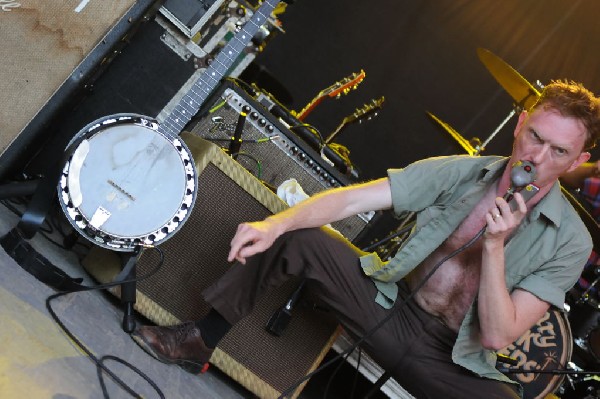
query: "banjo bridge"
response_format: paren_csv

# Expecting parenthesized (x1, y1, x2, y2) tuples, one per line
(107, 179, 136, 201)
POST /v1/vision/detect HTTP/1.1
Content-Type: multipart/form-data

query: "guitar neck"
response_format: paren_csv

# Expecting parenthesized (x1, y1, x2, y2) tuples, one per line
(296, 97, 323, 121)
(159, 0, 279, 137)
(324, 121, 346, 144)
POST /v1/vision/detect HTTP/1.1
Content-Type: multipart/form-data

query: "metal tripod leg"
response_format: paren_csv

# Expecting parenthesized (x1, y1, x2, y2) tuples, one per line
(116, 251, 141, 333)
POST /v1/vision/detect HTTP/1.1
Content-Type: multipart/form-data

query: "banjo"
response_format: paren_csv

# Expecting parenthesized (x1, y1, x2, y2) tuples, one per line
(58, 0, 281, 252)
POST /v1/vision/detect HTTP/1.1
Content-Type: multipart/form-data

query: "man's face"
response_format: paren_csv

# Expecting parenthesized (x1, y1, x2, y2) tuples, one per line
(511, 107, 591, 188)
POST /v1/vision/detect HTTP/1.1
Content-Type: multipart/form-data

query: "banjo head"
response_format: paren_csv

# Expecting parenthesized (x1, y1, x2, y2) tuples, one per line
(58, 114, 197, 252)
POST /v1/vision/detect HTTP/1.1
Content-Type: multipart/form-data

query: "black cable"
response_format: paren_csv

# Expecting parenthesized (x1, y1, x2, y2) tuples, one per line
(277, 225, 488, 399)
(349, 348, 363, 399)
(224, 77, 256, 97)
(323, 346, 356, 399)
(45, 246, 167, 399)
(289, 123, 325, 149)
(499, 368, 600, 376)
(360, 222, 415, 252)
(97, 355, 165, 399)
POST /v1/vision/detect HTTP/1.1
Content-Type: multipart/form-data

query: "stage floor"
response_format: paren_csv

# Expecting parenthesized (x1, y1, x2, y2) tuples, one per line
(0, 204, 254, 399)
(0, 202, 395, 399)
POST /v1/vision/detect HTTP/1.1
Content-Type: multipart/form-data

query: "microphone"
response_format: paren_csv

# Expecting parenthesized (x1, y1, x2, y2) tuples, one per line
(509, 160, 537, 189)
(228, 105, 250, 157)
(505, 160, 539, 210)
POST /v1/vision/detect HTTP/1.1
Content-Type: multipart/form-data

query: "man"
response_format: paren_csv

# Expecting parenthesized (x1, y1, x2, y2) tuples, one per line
(133, 80, 600, 398)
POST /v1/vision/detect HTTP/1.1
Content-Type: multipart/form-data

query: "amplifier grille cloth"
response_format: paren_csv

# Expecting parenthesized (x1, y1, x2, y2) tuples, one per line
(135, 163, 338, 395)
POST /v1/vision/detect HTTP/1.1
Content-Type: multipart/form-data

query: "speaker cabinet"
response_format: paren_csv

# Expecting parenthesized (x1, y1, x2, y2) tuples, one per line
(83, 133, 339, 399)
(188, 80, 374, 243)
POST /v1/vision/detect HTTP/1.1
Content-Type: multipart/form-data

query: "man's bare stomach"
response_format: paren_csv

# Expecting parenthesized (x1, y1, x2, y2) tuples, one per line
(406, 243, 482, 331)
(406, 212, 492, 331)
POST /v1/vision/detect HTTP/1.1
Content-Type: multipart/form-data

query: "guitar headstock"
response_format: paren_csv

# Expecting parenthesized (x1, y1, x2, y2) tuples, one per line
(344, 96, 385, 124)
(321, 70, 366, 99)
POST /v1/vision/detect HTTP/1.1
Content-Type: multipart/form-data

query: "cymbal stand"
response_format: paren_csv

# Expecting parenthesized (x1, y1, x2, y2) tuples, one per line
(473, 108, 517, 155)
(474, 81, 543, 154)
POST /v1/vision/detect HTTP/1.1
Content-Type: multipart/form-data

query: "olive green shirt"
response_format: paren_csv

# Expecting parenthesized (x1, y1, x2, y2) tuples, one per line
(360, 155, 591, 387)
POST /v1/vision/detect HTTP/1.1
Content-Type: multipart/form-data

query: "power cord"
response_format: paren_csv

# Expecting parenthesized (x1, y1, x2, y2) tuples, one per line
(322, 346, 364, 399)
(288, 123, 325, 149)
(45, 246, 167, 399)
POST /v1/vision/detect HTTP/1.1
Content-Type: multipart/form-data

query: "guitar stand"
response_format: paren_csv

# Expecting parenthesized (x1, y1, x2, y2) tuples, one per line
(115, 250, 142, 333)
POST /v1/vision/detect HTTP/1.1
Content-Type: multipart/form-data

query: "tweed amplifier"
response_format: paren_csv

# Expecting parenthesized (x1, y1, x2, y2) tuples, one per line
(188, 80, 374, 243)
(83, 134, 340, 399)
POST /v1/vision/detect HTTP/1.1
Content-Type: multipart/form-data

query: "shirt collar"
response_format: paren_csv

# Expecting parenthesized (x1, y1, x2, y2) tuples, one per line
(479, 157, 509, 184)
(530, 182, 563, 227)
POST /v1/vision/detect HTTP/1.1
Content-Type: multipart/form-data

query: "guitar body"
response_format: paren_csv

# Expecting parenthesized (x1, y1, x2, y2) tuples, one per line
(58, 114, 197, 251)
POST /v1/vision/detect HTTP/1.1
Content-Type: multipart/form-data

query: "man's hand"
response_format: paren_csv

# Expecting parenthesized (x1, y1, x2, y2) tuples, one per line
(484, 192, 527, 242)
(226, 177, 393, 264)
(227, 219, 282, 264)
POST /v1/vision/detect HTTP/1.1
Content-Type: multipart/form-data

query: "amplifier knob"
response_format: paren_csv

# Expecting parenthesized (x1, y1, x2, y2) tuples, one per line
(266, 125, 275, 133)
(258, 118, 267, 127)
(307, 159, 314, 167)
(250, 111, 259, 120)
(298, 153, 306, 161)
(290, 146, 299, 154)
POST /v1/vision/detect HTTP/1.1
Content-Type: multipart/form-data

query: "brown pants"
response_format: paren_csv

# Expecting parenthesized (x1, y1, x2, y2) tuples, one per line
(203, 228, 520, 399)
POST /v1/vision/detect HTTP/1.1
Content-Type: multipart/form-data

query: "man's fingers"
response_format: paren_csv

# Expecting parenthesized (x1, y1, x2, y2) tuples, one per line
(513, 192, 527, 213)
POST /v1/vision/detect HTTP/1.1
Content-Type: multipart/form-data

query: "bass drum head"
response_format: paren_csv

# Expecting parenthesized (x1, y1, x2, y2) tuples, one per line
(497, 308, 572, 399)
(58, 114, 197, 251)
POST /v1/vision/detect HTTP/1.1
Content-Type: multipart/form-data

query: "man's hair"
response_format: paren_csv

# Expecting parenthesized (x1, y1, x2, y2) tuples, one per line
(532, 80, 600, 150)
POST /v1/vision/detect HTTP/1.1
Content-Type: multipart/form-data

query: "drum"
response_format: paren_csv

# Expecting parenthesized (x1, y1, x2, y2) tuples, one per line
(559, 374, 600, 399)
(58, 114, 197, 252)
(566, 292, 600, 366)
(497, 308, 572, 399)
(588, 328, 600, 362)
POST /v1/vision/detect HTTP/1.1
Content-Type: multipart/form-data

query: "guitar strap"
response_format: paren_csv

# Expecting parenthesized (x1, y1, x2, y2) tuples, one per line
(1, 227, 86, 292)
(0, 132, 91, 292)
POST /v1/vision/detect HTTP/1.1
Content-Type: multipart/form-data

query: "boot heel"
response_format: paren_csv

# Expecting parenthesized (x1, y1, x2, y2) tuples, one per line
(180, 360, 209, 374)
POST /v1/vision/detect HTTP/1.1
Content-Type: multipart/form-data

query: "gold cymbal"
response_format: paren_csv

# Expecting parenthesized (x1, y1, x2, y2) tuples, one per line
(477, 48, 541, 110)
(427, 111, 478, 156)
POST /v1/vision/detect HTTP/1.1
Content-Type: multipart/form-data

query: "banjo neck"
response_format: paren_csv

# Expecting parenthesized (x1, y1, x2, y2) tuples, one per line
(158, 0, 280, 138)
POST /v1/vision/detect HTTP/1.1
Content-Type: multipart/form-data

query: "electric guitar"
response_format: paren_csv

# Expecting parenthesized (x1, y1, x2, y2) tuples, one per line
(295, 70, 366, 121)
(324, 96, 385, 144)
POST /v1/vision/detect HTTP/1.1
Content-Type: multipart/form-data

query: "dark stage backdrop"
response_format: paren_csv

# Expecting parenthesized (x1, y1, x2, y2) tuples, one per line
(243, 0, 600, 182)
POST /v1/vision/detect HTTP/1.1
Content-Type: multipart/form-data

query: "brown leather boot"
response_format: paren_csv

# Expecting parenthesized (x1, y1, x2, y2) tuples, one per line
(132, 321, 214, 374)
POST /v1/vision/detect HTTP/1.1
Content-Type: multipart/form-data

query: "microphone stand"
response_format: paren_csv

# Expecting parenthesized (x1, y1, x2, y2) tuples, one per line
(499, 368, 600, 376)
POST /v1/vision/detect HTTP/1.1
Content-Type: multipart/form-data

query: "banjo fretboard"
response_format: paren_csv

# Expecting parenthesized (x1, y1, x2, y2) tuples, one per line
(158, 0, 279, 137)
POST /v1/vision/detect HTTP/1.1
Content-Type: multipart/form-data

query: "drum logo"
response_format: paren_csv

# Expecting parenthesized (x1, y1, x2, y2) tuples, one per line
(498, 310, 568, 385)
